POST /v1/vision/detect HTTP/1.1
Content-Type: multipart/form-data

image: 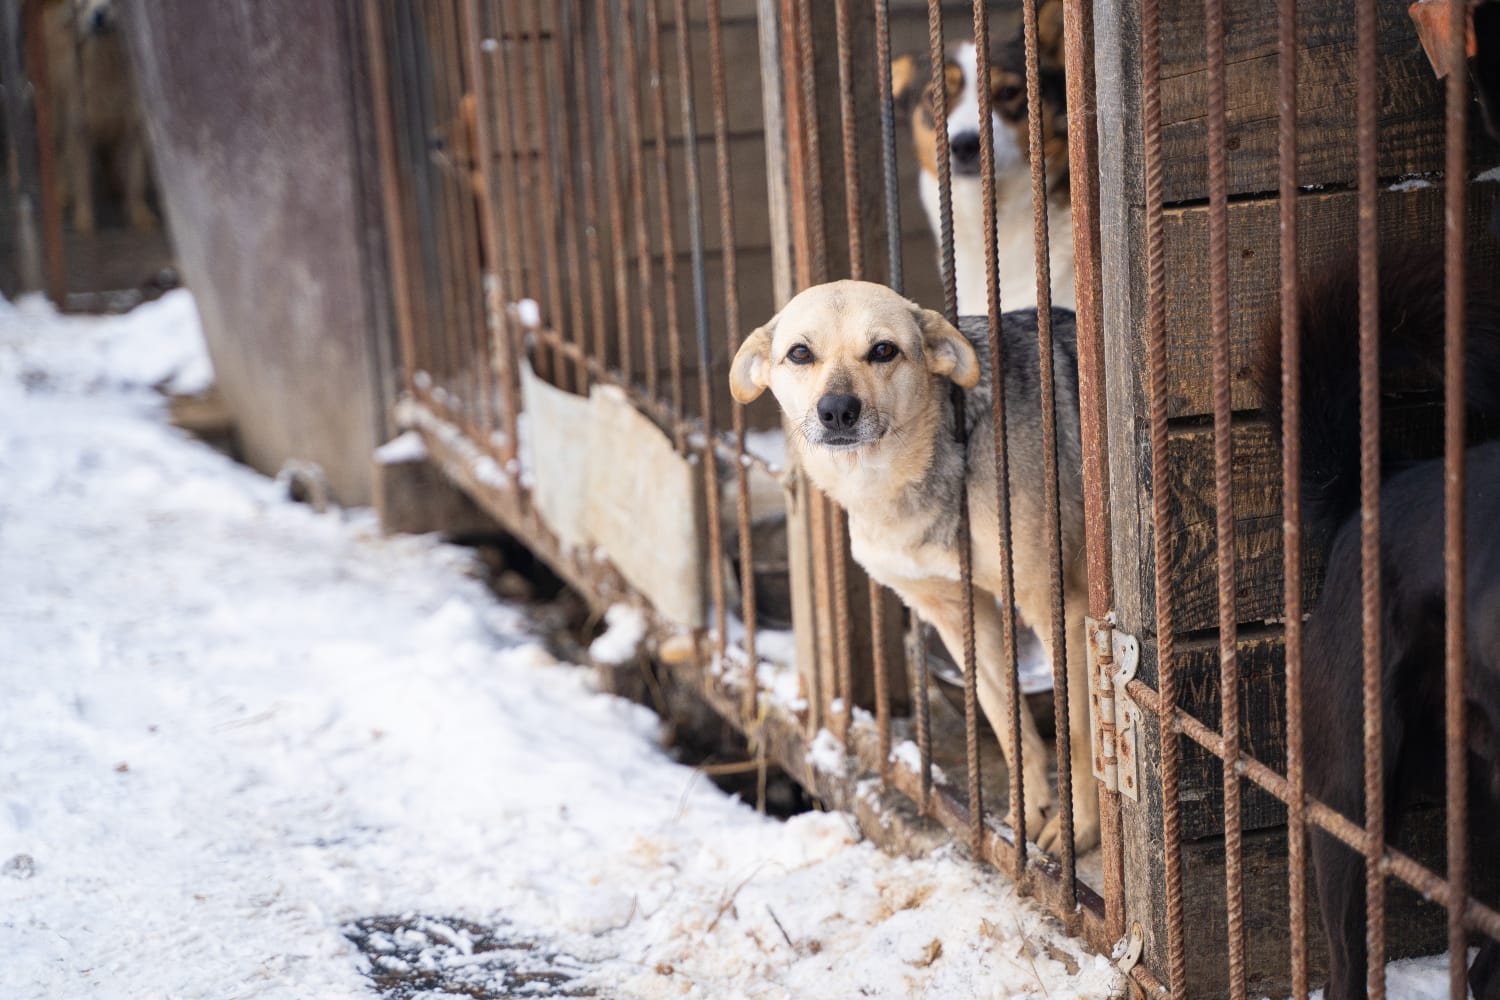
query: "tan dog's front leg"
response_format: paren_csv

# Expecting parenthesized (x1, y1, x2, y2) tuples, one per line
(122, 138, 158, 233)
(904, 580, 1052, 843)
(1017, 584, 1101, 854)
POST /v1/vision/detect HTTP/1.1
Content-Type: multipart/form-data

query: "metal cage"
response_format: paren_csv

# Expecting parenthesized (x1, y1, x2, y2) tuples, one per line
(363, 1, 1500, 996)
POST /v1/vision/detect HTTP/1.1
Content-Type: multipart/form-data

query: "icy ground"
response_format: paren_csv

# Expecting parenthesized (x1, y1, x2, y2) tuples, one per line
(0, 292, 1122, 998)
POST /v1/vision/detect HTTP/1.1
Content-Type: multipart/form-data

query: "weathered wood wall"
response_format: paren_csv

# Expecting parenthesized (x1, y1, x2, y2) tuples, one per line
(1094, 0, 1500, 995)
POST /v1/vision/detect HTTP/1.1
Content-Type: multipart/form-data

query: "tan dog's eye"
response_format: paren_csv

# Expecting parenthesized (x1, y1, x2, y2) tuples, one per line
(868, 341, 900, 363)
(995, 83, 1022, 104)
(787, 344, 814, 364)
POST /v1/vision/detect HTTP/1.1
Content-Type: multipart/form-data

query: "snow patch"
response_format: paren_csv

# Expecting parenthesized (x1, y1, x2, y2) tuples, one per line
(374, 430, 428, 465)
(589, 604, 648, 665)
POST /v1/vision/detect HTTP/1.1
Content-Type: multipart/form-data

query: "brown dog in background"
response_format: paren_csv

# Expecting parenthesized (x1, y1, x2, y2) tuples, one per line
(43, 0, 157, 233)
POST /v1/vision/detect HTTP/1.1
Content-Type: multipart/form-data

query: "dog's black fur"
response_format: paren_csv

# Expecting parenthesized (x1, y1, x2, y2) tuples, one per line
(1258, 256, 1500, 1000)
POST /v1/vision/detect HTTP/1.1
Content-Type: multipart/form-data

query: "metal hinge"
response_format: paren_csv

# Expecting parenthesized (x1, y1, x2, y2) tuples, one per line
(1088, 616, 1141, 801)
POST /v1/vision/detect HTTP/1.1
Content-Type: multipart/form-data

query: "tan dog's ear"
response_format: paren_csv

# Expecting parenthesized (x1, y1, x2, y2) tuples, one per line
(890, 55, 922, 111)
(913, 307, 980, 389)
(730, 319, 777, 403)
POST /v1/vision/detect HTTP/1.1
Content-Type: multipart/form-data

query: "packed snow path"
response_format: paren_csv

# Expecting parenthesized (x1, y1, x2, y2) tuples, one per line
(0, 292, 1125, 998)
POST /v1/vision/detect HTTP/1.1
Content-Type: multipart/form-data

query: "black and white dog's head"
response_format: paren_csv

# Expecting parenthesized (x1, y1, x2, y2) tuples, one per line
(891, 3, 1068, 187)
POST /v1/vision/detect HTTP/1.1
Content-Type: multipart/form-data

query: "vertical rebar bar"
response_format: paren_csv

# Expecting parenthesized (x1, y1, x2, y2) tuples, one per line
(1140, 0, 1187, 988)
(597, 0, 636, 382)
(1442, 1, 1469, 995)
(1022, 0, 1074, 890)
(618, 0, 660, 399)
(1355, 0, 1385, 993)
(670, 0, 728, 665)
(925, 0, 981, 854)
(644, 0, 687, 448)
(521, 0, 567, 361)
(572, 0, 610, 368)
(1061, 0, 1122, 935)
(1205, 0, 1246, 994)
(1277, 0, 1307, 996)
(705, 0, 758, 721)
(551, 0, 591, 394)
(971, 0, 1024, 874)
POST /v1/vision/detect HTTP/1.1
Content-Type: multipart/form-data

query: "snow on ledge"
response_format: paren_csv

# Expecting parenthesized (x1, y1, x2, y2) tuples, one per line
(588, 604, 647, 665)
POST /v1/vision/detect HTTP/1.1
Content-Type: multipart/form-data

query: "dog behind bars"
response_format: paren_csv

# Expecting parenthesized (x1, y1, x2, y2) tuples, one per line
(891, 0, 1073, 315)
(1258, 257, 1500, 1000)
(731, 281, 1094, 853)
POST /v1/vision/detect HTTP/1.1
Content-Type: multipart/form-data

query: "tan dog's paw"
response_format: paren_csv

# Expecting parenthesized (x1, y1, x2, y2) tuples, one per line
(1035, 807, 1101, 856)
(1013, 800, 1050, 846)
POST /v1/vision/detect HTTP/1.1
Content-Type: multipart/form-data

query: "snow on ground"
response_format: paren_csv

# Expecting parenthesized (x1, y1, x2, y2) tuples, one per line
(0, 292, 1121, 999)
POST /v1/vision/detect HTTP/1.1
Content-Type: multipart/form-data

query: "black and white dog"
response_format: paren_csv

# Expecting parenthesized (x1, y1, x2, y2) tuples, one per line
(1259, 257, 1500, 999)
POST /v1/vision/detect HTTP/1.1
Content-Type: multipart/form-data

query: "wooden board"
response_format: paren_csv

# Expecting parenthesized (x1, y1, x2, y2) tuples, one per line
(1162, 182, 1500, 420)
(585, 383, 707, 629)
(520, 359, 593, 549)
(1152, 0, 1500, 204)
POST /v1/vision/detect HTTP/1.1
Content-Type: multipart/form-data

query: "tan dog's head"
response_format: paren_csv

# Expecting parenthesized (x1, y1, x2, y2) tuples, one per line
(730, 281, 978, 457)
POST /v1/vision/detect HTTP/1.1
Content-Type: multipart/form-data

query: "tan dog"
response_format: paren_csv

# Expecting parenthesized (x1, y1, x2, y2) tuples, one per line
(730, 280, 1095, 853)
(43, 0, 157, 234)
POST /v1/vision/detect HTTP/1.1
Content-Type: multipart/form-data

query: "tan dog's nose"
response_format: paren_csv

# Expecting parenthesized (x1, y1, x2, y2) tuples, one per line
(816, 394, 862, 431)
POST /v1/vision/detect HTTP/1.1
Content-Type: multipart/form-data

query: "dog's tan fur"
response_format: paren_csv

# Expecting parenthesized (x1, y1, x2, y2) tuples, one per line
(43, 0, 157, 234)
(731, 280, 1096, 853)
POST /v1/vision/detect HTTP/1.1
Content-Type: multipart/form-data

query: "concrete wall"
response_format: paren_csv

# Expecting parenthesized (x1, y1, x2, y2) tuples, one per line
(124, 0, 395, 504)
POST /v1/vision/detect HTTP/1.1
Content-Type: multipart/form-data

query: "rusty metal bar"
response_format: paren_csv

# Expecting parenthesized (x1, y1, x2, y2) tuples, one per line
(493, 0, 543, 378)
(1061, 0, 1122, 934)
(450, 0, 495, 438)
(1021, 0, 1074, 893)
(870, 0, 923, 802)
(1276, 0, 1306, 994)
(704, 0, 758, 720)
(644, 0, 687, 447)
(872, 0, 902, 295)
(365, 0, 422, 395)
(436, 0, 484, 435)
(1356, 0, 1386, 992)
(1204, 0, 1246, 993)
(1442, 0, 1469, 994)
(521, 1, 567, 372)
(425, 4, 473, 423)
(618, 0, 660, 399)
(971, 0, 1025, 876)
(829, 0, 859, 743)
(492, 0, 546, 388)
(549, 0, 591, 394)
(870, 0, 899, 778)
(596, 0, 635, 382)
(570, 0, 610, 368)
(924, 0, 982, 854)
(669, 0, 729, 665)
(1140, 0, 1187, 987)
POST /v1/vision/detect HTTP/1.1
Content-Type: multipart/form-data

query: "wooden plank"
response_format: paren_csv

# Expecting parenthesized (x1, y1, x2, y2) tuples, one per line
(1161, 182, 1500, 420)
(1172, 631, 1288, 840)
(1153, 0, 1500, 203)
(1162, 420, 1317, 634)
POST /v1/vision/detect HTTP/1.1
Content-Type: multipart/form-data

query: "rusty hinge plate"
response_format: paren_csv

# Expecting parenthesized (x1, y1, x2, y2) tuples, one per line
(1088, 616, 1141, 801)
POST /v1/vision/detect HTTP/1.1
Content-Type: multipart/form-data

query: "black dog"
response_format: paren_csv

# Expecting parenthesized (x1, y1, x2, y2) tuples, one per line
(1259, 258, 1500, 1000)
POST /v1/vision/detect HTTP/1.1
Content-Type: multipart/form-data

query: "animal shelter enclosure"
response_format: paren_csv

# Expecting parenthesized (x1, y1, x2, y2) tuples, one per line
(361, 0, 1500, 997)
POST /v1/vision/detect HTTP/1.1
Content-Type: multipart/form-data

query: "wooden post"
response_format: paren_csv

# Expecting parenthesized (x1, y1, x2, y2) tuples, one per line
(21, 0, 64, 306)
(1, 0, 42, 293)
